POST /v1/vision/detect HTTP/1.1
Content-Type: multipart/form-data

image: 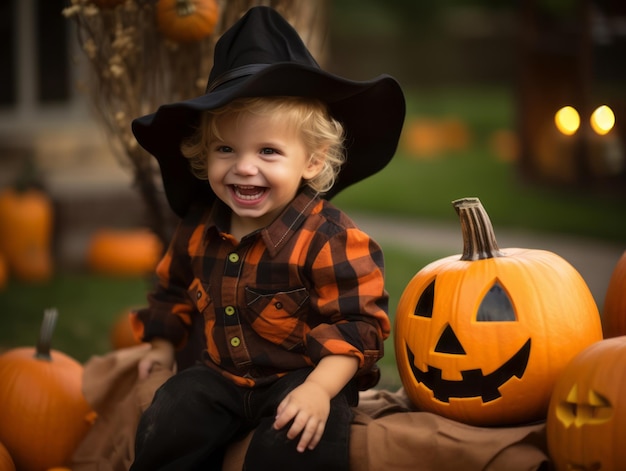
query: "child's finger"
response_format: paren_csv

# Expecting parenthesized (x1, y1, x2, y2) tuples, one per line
(137, 358, 152, 380)
(273, 397, 296, 430)
(296, 419, 324, 452)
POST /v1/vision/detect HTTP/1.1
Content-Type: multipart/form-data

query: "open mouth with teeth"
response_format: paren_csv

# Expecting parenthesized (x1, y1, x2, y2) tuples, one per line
(231, 185, 267, 202)
(405, 339, 531, 402)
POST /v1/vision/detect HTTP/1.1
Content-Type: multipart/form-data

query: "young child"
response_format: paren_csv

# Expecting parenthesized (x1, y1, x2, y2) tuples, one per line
(129, 6, 405, 470)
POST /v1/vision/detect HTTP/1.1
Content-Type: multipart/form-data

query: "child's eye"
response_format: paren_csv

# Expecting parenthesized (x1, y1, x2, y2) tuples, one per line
(260, 147, 278, 155)
(216, 145, 233, 153)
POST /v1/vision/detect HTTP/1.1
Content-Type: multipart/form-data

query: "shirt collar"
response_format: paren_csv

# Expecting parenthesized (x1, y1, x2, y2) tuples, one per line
(204, 186, 322, 256)
(261, 187, 321, 257)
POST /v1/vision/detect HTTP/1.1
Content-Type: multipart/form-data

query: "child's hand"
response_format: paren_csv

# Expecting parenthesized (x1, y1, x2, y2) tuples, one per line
(273, 355, 359, 453)
(137, 338, 175, 380)
(273, 381, 331, 453)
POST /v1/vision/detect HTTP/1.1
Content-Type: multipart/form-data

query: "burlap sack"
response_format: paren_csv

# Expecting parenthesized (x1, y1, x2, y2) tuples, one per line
(72, 348, 550, 471)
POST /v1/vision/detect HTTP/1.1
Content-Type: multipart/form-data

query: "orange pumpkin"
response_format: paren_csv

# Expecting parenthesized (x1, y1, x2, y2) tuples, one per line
(601, 251, 626, 338)
(401, 119, 444, 158)
(394, 197, 603, 426)
(156, 0, 219, 43)
(401, 117, 471, 158)
(86, 228, 163, 277)
(110, 309, 144, 349)
(0, 187, 53, 282)
(0, 309, 93, 471)
(547, 336, 626, 471)
(488, 129, 520, 162)
(0, 441, 15, 471)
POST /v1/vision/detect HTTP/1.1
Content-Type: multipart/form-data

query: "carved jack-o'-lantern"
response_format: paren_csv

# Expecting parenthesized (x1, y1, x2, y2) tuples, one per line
(394, 198, 603, 426)
(547, 336, 626, 471)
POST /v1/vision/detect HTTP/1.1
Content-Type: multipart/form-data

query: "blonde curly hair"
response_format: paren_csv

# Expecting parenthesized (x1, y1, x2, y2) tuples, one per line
(180, 96, 345, 194)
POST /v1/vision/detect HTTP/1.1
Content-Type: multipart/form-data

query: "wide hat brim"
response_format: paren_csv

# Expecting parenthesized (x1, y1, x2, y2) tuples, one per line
(132, 9, 405, 218)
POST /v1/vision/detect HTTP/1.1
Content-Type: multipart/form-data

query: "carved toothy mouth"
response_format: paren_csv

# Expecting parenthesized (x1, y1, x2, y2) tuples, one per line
(406, 339, 531, 403)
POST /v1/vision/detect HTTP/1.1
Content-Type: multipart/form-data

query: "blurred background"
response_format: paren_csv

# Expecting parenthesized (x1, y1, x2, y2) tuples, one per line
(0, 0, 624, 388)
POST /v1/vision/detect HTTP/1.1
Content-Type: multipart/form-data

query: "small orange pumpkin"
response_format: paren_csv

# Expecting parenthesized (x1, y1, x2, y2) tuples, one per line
(110, 309, 144, 349)
(547, 336, 626, 471)
(488, 129, 520, 162)
(401, 119, 444, 158)
(0, 441, 15, 471)
(86, 228, 163, 277)
(394, 197, 603, 426)
(601, 250, 626, 338)
(401, 117, 471, 158)
(0, 309, 93, 471)
(156, 0, 219, 43)
(0, 187, 53, 282)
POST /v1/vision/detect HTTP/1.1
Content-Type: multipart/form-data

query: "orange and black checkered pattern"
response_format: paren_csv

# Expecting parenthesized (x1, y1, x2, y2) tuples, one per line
(133, 187, 390, 389)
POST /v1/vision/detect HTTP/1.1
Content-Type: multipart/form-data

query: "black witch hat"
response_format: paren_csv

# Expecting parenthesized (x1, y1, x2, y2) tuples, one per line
(132, 6, 405, 218)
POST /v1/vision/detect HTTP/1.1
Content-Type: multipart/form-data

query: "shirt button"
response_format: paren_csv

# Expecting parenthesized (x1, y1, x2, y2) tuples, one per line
(225, 306, 236, 316)
(228, 253, 240, 263)
(275, 302, 283, 310)
(230, 337, 241, 347)
(197, 291, 202, 299)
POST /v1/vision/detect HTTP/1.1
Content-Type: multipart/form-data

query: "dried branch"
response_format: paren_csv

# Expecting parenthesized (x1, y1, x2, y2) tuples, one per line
(63, 0, 329, 244)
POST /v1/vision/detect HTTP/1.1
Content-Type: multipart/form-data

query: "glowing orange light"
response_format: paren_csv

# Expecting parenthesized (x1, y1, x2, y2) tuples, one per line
(555, 106, 580, 135)
(590, 105, 615, 135)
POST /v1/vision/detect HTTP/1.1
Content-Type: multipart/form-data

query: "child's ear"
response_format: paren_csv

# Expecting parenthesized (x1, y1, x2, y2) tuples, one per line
(303, 152, 325, 180)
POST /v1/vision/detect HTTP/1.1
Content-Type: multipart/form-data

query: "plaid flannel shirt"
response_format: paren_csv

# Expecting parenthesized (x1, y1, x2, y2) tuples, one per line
(132, 187, 390, 389)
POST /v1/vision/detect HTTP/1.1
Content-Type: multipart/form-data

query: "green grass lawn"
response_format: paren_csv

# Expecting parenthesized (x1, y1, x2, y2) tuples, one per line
(0, 274, 153, 362)
(335, 151, 626, 242)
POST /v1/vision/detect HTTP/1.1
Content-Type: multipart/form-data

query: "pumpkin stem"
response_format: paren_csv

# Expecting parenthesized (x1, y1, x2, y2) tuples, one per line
(176, 0, 196, 16)
(35, 308, 58, 361)
(453, 197, 504, 261)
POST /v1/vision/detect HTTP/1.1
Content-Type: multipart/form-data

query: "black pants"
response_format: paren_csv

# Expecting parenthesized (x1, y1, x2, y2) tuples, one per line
(130, 365, 357, 471)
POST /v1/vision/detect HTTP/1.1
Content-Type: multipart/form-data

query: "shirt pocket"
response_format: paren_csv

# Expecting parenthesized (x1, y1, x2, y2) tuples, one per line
(188, 277, 212, 313)
(244, 287, 309, 350)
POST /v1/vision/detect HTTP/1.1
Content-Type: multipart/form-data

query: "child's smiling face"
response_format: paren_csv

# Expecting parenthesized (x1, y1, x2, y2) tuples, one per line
(206, 110, 324, 234)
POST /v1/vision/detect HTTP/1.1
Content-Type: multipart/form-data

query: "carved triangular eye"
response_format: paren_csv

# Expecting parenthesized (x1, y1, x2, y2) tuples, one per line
(587, 390, 612, 423)
(556, 384, 579, 426)
(414, 279, 435, 318)
(477, 282, 516, 322)
(588, 389, 610, 407)
(566, 384, 578, 403)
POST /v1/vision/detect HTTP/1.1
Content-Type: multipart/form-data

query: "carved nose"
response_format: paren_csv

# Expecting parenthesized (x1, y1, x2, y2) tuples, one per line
(434, 324, 466, 355)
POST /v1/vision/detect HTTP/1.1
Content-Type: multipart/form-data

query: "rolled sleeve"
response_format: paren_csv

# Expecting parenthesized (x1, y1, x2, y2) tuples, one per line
(306, 226, 390, 379)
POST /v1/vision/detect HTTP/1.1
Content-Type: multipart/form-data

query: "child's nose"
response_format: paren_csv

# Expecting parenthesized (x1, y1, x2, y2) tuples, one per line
(233, 154, 258, 175)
